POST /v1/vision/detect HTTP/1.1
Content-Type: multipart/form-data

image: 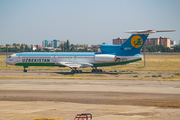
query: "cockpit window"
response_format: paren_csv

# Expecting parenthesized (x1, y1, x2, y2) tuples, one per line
(8, 56, 11, 58)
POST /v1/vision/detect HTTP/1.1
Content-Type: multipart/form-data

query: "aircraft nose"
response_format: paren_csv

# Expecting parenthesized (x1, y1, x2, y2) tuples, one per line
(3, 59, 7, 64)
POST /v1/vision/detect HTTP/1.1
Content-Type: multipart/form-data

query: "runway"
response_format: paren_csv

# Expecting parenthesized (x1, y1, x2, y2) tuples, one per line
(0, 78, 180, 120)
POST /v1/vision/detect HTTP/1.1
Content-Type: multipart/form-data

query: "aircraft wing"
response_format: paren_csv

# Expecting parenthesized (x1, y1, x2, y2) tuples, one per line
(55, 62, 93, 68)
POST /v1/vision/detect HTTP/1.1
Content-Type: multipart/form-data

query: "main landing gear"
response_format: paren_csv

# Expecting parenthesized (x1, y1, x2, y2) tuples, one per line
(91, 67, 103, 73)
(23, 66, 28, 72)
(70, 68, 82, 74)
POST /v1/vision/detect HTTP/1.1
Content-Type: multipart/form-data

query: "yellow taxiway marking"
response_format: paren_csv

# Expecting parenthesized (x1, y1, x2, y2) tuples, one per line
(30, 118, 62, 120)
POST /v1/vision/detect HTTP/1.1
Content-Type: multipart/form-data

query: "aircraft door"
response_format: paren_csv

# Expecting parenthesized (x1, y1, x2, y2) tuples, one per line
(52, 56, 56, 63)
(17, 56, 21, 63)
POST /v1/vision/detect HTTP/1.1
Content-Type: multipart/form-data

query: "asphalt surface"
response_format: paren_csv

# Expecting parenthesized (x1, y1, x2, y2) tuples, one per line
(0, 71, 180, 120)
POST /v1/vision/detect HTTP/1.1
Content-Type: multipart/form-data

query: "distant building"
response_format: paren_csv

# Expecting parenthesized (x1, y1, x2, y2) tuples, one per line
(33, 46, 37, 51)
(113, 38, 127, 45)
(51, 40, 58, 48)
(45, 47, 54, 50)
(43, 40, 65, 48)
(159, 36, 171, 48)
(87, 46, 93, 51)
(51, 40, 66, 48)
(42, 40, 51, 47)
(170, 40, 176, 47)
(0, 45, 6, 48)
(38, 46, 43, 49)
(113, 36, 172, 48)
(33, 46, 43, 51)
(59, 40, 66, 45)
(145, 38, 159, 46)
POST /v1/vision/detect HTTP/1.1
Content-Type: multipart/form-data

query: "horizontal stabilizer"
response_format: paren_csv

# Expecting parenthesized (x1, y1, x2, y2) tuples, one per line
(125, 30, 175, 34)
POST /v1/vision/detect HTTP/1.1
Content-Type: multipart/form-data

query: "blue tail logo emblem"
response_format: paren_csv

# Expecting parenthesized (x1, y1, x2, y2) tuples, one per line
(131, 35, 143, 48)
(134, 38, 142, 45)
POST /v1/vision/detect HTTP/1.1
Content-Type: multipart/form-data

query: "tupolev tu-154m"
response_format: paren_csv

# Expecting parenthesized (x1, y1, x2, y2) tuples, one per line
(3, 30, 175, 73)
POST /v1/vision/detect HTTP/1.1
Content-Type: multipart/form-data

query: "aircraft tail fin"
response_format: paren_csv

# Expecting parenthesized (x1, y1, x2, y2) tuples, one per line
(101, 30, 175, 56)
(100, 34, 148, 55)
(119, 34, 148, 55)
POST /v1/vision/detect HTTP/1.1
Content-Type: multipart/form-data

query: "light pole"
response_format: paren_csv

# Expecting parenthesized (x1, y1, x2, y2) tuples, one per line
(144, 46, 146, 67)
(6, 44, 8, 67)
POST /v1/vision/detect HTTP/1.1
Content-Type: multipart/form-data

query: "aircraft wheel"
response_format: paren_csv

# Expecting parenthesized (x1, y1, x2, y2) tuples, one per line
(95, 69, 99, 73)
(71, 70, 75, 74)
(99, 69, 102, 73)
(23, 70, 27, 72)
(79, 70, 82, 73)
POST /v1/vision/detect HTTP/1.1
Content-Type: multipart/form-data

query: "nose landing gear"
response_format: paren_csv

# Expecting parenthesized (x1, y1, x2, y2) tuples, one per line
(23, 66, 28, 72)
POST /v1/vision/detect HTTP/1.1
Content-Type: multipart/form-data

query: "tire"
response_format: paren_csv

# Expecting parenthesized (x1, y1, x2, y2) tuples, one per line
(71, 70, 75, 74)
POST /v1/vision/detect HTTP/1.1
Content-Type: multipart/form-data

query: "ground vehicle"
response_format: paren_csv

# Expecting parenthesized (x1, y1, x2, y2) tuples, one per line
(74, 113, 92, 120)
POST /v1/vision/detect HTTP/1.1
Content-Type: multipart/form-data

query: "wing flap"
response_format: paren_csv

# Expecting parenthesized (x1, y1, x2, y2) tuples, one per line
(56, 62, 93, 68)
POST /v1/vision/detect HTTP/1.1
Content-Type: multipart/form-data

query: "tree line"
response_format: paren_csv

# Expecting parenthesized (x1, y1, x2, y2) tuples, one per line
(1, 41, 180, 53)
(56, 40, 88, 52)
(0, 40, 98, 52)
(142, 45, 180, 52)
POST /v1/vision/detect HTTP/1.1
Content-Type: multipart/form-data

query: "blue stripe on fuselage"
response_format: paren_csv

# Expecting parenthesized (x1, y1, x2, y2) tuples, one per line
(16, 52, 143, 57)
(16, 52, 96, 56)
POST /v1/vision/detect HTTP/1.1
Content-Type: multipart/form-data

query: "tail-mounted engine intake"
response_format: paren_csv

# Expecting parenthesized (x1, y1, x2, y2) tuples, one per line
(95, 54, 116, 62)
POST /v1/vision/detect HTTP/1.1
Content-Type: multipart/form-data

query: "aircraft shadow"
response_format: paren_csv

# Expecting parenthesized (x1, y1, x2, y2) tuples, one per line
(54, 71, 119, 75)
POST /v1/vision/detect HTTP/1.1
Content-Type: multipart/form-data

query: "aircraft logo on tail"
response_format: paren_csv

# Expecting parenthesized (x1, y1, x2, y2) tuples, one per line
(131, 35, 143, 48)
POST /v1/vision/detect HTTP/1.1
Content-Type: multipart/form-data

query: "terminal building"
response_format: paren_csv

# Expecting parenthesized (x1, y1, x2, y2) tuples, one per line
(113, 36, 174, 48)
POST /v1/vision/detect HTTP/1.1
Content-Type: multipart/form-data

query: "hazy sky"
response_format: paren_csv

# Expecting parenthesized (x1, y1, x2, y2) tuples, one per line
(0, 0, 180, 46)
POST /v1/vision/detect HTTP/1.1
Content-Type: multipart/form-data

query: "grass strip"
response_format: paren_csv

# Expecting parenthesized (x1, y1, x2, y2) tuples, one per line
(0, 76, 180, 81)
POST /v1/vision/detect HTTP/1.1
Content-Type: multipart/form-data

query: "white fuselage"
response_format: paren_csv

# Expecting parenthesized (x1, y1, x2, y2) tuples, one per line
(3, 52, 143, 68)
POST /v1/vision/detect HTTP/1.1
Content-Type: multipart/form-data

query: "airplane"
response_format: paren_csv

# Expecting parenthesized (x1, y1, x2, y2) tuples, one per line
(3, 30, 175, 73)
